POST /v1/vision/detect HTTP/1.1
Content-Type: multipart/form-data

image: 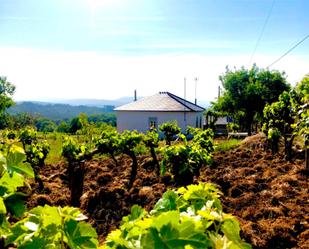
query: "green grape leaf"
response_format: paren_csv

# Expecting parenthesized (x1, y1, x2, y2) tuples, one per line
(0, 197, 6, 214)
(4, 192, 27, 217)
(65, 219, 99, 249)
(142, 219, 210, 249)
(61, 206, 88, 221)
(5, 220, 31, 246)
(221, 217, 241, 242)
(0, 171, 25, 193)
(6, 145, 34, 178)
(221, 217, 252, 249)
(152, 190, 178, 215)
(152, 211, 180, 231)
(122, 205, 146, 224)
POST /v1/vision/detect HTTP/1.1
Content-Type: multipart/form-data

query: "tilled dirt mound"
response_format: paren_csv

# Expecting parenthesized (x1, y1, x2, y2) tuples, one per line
(200, 134, 308, 249)
(27, 133, 308, 248)
(27, 155, 173, 243)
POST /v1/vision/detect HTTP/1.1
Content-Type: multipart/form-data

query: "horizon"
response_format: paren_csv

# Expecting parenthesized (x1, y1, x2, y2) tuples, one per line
(1, 0, 308, 102)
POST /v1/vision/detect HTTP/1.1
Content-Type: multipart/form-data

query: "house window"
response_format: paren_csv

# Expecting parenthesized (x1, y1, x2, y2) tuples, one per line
(148, 117, 158, 130)
(196, 117, 199, 128)
(199, 116, 202, 128)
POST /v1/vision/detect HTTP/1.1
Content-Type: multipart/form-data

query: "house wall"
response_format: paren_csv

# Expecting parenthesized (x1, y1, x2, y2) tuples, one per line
(116, 111, 204, 133)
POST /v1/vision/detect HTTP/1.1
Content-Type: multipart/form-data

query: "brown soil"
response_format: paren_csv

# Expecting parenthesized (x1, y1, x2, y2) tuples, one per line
(27, 133, 308, 248)
(200, 134, 309, 249)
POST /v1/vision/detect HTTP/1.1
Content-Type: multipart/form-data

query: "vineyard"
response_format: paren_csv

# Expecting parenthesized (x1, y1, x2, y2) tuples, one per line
(0, 74, 308, 248)
(0, 124, 308, 248)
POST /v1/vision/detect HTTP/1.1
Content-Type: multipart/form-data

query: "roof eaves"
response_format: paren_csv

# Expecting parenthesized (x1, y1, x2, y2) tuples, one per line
(114, 109, 193, 112)
(166, 92, 205, 111)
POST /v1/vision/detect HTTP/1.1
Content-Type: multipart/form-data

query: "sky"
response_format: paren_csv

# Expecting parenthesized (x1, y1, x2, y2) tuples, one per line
(0, 0, 308, 103)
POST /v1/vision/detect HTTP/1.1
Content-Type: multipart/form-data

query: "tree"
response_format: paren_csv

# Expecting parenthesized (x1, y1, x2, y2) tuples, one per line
(69, 113, 88, 134)
(12, 112, 36, 129)
(0, 76, 15, 115)
(57, 121, 70, 133)
(0, 113, 14, 129)
(35, 117, 57, 132)
(216, 65, 289, 135)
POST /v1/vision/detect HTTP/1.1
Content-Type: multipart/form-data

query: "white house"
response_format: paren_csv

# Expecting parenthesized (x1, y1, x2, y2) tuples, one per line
(114, 92, 205, 133)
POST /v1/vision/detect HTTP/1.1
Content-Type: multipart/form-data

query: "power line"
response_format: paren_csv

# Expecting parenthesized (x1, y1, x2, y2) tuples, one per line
(267, 34, 309, 68)
(248, 0, 276, 66)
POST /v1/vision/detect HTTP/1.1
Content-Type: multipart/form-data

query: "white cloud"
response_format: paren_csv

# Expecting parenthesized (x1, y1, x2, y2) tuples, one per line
(0, 47, 308, 103)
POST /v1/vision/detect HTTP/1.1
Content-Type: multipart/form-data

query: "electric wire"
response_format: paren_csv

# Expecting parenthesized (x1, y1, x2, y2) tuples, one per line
(267, 33, 309, 68)
(248, 0, 276, 66)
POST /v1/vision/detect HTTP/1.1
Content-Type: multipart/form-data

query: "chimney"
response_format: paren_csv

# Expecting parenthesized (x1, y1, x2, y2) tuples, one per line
(134, 89, 137, 101)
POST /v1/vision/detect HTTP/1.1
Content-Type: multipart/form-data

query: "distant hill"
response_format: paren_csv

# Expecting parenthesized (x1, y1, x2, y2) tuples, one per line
(8, 97, 210, 122)
(25, 97, 210, 108)
(8, 102, 115, 121)
(41, 97, 134, 107)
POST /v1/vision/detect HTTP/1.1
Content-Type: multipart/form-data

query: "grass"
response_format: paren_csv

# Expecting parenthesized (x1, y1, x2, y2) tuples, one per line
(42, 132, 64, 164)
(214, 138, 242, 152)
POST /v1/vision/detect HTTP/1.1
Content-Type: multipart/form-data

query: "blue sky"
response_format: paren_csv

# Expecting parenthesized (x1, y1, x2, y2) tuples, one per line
(0, 0, 308, 101)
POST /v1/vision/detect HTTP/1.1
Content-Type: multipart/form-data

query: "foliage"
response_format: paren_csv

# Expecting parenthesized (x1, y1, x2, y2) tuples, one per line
(18, 128, 50, 168)
(161, 129, 213, 185)
(18, 127, 50, 189)
(118, 130, 143, 188)
(88, 113, 116, 127)
(0, 113, 14, 130)
(11, 112, 36, 129)
(104, 183, 251, 249)
(186, 126, 202, 137)
(6, 205, 98, 249)
(0, 145, 34, 239)
(62, 136, 94, 206)
(25, 140, 50, 168)
(19, 127, 37, 148)
(161, 144, 194, 185)
(263, 91, 296, 159)
(192, 128, 214, 154)
(267, 128, 281, 154)
(96, 129, 120, 164)
(159, 121, 181, 145)
(204, 106, 224, 132)
(1, 129, 17, 140)
(226, 122, 240, 133)
(57, 121, 71, 133)
(8, 101, 116, 123)
(118, 130, 143, 156)
(62, 136, 91, 163)
(292, 75, 309, 148)
(0, 76, 15, 115)
(70, 114, 88, 134)
(215, 65, 289, 135)
(143, 129, 159, 149)
(143, 129, 160, 173)
(35, 117, 57, 132)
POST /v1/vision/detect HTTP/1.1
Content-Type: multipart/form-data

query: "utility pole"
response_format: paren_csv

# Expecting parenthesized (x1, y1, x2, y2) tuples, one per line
(184, 77, 187, 122)
(194, 77, 198, 105)
(218, 86, 221, 99)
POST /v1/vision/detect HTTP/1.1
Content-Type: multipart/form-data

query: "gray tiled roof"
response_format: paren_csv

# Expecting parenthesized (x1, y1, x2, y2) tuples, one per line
(114, 92, 205, 112)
